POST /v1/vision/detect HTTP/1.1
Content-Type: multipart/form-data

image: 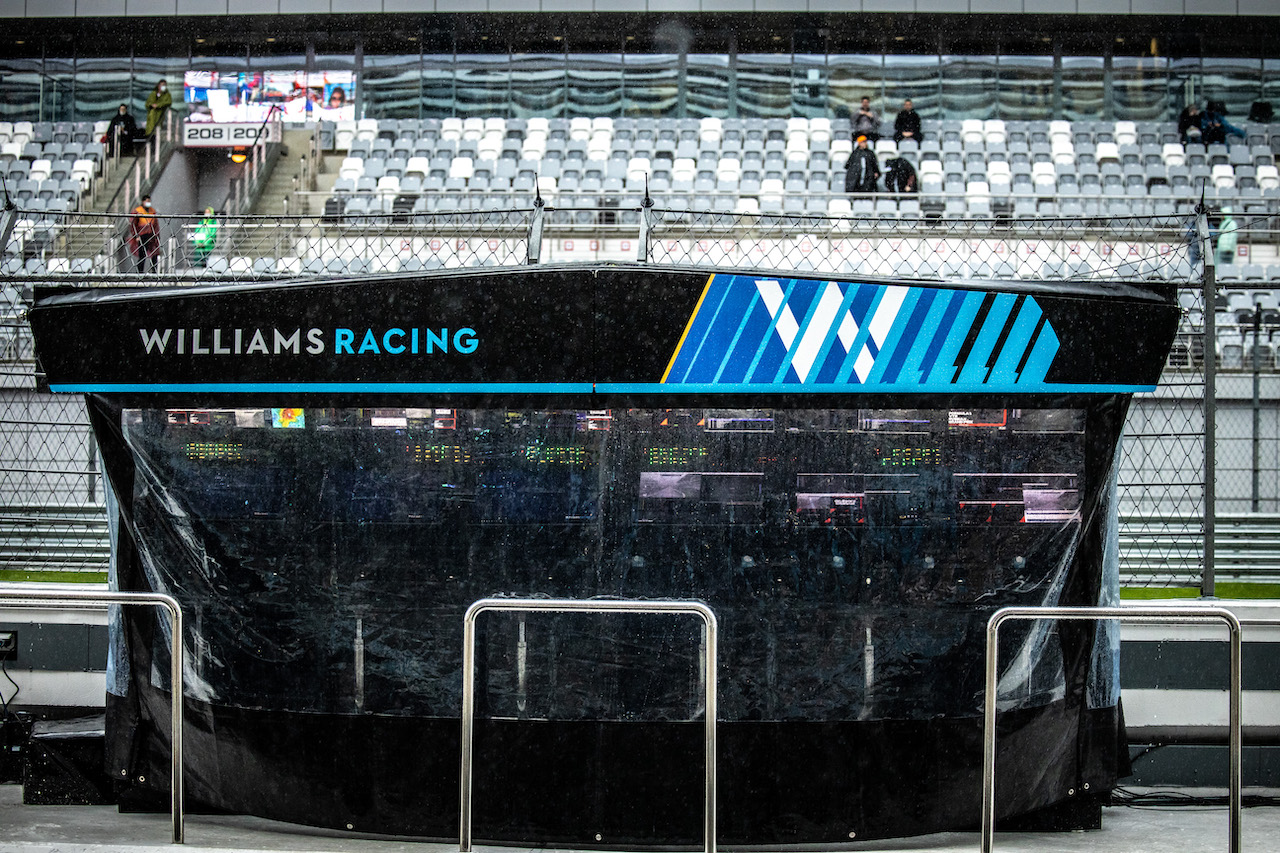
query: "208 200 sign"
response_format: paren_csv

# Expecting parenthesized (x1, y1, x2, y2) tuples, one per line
(183, 122, 282, 148)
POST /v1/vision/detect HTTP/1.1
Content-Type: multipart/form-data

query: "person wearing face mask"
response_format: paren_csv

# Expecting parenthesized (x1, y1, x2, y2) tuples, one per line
(129, 195, 161, 274)
(145, 80, 172, 137)
(104, 103, 138, 156)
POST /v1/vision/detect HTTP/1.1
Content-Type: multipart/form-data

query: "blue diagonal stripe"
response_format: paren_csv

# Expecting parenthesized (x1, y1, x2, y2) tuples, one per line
(925, 290, 986, 387)
(668, 275, 735, 384)
(988, 297, 1045, 385)
(956, 293, 1017, 386)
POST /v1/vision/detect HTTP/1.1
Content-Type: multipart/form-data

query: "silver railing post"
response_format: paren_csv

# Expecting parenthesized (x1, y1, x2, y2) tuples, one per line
(1198, 204, 1217, 597)
(0, 586, 185, 844)
(982, 604, 1241, 853)
(460, 597, 717, 853)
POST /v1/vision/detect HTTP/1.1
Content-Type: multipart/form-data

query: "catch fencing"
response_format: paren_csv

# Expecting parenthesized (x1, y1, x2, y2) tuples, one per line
(0, 203, 1266, 590)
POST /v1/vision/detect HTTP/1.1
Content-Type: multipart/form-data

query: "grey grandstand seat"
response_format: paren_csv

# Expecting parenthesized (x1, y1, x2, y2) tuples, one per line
(206, 256, 230, 276)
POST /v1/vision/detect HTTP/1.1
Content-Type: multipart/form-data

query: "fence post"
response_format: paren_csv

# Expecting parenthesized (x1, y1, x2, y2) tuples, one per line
(526, 196, 544, 265)
(1252, 302, 1262, 511)
(1198, 203, 1216, 597)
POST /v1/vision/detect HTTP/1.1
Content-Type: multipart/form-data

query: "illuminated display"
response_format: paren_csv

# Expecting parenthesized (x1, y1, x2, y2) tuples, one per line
(185, 442, 244, 461)
(407, 444, 472, 464)
(876, 447, 943, 467)
(647, 447, 709, 467)
(524, 445, 591, 465)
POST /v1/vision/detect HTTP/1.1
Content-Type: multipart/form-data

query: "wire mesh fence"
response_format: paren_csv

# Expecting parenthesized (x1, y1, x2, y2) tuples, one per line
(3, 204, 1276, 588)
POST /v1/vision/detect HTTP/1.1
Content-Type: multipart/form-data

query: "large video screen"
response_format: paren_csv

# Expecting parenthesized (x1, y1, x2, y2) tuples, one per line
(183, 70, 356, 123)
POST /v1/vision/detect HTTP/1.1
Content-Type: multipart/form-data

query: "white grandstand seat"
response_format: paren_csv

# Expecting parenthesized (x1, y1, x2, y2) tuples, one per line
(1258, 165, 1280, 190)
(590, 117, 613, 134)
(1114, 121, 1137, 146)
(70, 159, 95, 189)
(626, 157, 650, 182)
(440, 117, 463, 141)
(334, 121, 357, 150)
(569, 117, 592, 141)
(983, 120, 1006, 146)
(734, 196, 760, 215)
(831, 138, 852, 160)
(966, 180, 991, 201)
(28, 159, 51, 183)
(1049, 120, 1072, 145)
(874, 139, 897, 157)
(377, 176, 400, 195)
(1212, 164, 1235, 189)
(809, 118, 831, 144)
(484, 116, 506, 134)
(0, 142, 20, 161)
(961, 119, 984, 145)
(449, 157, 474, 180)
(462, 117, 484, 139)
(355, 118, 379, 143)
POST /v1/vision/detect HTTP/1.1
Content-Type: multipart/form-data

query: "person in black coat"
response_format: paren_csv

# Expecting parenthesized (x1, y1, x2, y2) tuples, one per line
(105, 104, 139, 155)
(893, 99, 922, 144)
(1177, 104, 1202, 145)
(844, 135, 881, 194)
(884, 157, 918, 195)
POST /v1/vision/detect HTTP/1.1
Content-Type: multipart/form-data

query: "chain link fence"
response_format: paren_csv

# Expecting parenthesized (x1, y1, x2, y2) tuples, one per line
(4, 204, 1277, 589)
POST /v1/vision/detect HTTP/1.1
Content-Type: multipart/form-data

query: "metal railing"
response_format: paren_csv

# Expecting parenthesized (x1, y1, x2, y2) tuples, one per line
(460, 597, 718, 853)
(0, 585, 185, 844)
(982, 604, 1243, 853)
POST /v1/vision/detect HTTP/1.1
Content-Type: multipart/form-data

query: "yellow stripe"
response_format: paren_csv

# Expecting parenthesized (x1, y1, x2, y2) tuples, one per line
(661, 273, 716, 383)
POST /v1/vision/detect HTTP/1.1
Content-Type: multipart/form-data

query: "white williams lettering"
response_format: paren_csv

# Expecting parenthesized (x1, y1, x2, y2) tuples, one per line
(139, 329, 172, 354)
(139, 327, 472, 357)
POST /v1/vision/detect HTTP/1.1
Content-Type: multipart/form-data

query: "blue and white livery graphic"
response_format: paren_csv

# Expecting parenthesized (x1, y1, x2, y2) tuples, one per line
(660, 274, 1069, 393)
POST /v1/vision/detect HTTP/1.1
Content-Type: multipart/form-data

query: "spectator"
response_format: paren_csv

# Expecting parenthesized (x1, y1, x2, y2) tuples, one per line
(884, 157, 917, 194)
(852, 96, 880, 141)
(1177, 103, 1202, 145)
(1201, 106, 1246, 147)
(104, 104, 138, 156)
(128, 195, 161, 274)
(844, 135, 880, 194)
(1216, 206, 1238, 267)
(144, 80, 172, 137)
(893, 99, 921, 144)
(191, 207, 218, 268)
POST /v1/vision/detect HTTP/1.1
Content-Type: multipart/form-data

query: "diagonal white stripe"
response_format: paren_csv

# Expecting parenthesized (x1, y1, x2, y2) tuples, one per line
(853, 346, 876, 383)
(867, 285, 909, 346)
(791, 283, 845, 382)
(836, 311, 858, 352)
(775, 306, 800, 351)
(756, 279, 798, 350)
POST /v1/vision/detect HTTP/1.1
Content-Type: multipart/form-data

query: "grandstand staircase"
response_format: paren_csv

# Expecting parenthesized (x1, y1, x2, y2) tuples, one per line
(59, 153, 136, 263)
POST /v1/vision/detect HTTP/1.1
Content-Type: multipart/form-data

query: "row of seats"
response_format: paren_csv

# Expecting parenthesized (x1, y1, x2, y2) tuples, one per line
(1, 140, 108, 166)
(0, 120, 109, 149)
(318, 116, 1280, 216)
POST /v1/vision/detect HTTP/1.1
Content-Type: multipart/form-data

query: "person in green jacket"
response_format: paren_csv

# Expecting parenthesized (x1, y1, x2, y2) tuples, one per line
(192, 208, 218, 268)
(144, 80, 172, 137)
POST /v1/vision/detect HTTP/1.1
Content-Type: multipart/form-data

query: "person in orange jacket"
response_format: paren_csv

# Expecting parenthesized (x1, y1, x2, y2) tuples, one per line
(128, 195, 161, 273)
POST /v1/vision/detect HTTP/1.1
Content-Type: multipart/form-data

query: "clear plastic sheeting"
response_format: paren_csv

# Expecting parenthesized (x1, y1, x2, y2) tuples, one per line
(118, 405, 1100, 724)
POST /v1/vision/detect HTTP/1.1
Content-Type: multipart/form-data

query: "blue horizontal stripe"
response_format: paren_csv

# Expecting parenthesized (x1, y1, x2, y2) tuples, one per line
(596, 382, 1157, 394)
(49, 380, 1157, 395)
(49, 382, 597, 394)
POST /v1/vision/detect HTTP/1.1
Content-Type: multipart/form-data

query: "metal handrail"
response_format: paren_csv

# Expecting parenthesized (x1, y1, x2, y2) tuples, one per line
(0, 586, 185, 844)
(982, 604, 1243, 853)
(460, 597, 718, 853)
